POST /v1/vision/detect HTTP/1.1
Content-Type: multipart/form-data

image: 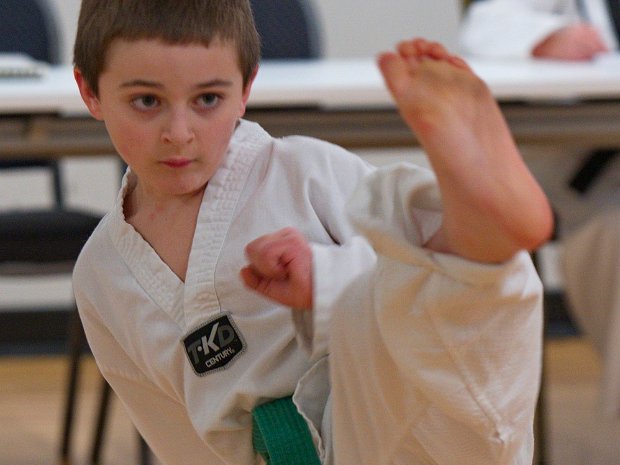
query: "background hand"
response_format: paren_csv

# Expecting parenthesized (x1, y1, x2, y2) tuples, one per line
(532, 24, 608, 60)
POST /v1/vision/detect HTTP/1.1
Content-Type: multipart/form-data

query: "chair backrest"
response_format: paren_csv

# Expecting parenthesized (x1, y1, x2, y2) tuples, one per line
(250, 0, 322, 59)
(0, 0, 65, 207)
(0, 0, 59, 65)
(462, 0, 483, 10)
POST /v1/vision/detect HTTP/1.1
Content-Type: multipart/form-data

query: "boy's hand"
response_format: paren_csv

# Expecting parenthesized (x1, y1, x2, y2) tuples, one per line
(240, 227, 313, 309)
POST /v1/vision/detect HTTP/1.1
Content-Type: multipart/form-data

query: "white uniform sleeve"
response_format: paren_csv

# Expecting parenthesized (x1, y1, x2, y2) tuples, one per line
(326, 164, 543, 465)
(289, 140, 378, 361)
(458, 0, 576, 59)
(303, 236, 376, 360)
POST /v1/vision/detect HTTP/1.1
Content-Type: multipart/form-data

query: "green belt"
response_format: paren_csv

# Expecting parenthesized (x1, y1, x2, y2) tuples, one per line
(252, 396, 321, 465)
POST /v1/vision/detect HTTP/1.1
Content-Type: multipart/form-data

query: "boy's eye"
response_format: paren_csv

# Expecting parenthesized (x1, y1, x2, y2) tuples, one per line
(131, 95, 160, 110)
(196, 93, 220, 109)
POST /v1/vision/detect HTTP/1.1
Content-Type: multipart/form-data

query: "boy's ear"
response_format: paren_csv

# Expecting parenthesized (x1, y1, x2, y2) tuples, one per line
(74, 68, 103, 120)
(239, 65, 259, 117)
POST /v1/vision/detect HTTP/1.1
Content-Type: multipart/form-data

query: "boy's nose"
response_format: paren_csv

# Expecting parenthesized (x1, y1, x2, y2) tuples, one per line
(161, 110, 195, 146)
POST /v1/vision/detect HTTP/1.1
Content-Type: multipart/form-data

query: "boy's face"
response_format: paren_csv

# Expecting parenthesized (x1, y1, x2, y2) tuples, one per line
(75, 38, 255, 201)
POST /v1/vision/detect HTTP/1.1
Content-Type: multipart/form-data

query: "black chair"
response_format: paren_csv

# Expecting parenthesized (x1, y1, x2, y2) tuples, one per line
(250, 0, 322, 59)
(0, 0, 59, 63)
(0, 1, 145, 464)
(0, 0, 106, 462)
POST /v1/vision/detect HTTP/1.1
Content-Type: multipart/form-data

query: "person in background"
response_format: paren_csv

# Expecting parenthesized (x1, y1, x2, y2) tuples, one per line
(459, 0, 617, 61)
(460, 0, 620, 419)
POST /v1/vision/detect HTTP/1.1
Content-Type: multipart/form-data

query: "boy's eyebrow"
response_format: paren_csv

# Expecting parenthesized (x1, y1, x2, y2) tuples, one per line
(195, 79, 234, 89)
(119, 79, 234, 89)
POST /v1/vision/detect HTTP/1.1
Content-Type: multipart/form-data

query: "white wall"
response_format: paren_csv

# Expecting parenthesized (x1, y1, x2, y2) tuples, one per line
(48, 0, 462, 64)
(314, 0, 461, 57)
(47, 0, 81, 64)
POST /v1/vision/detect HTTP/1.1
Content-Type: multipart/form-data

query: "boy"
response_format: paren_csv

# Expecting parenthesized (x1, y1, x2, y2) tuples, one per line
(72, 1, 552, 465)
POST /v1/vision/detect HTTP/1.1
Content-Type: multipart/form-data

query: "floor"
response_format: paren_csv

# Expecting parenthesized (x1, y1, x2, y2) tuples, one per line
(1, 337, 620, 465)
(0, 354, 138, 465)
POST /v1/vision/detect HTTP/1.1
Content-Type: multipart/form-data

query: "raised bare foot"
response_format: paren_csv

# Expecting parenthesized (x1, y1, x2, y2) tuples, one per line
(378, 39, 553, 262)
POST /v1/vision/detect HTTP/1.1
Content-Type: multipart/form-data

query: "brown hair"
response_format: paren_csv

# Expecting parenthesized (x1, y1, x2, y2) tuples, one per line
(74, 0, 261, 96)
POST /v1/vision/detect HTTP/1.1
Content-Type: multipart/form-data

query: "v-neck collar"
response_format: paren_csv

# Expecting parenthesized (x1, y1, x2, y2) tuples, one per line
(105, 120, 271, 327)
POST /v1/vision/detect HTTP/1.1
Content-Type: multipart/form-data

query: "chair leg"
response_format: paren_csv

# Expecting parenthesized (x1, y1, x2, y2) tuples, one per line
(530, 246, 552, 465)
(59, 307, 151, 465)
(90, 379, 113, 465)
(534, 363, 548, 465)
(139, 434, 151, 465)
(568, 148, 618, 194)
(88, 379, 153, 465)
(60, 308, 87, 465)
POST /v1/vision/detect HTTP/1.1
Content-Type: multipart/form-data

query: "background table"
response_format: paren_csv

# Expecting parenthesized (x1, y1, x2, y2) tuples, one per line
(3, 56, 620, 157)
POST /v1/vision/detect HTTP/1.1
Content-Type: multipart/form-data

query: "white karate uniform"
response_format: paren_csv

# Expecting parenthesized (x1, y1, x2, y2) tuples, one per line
(73, 120, 543, 464)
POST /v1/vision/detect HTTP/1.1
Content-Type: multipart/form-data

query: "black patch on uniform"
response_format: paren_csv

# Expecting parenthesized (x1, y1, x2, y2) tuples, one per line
(183, 313, 246, 376)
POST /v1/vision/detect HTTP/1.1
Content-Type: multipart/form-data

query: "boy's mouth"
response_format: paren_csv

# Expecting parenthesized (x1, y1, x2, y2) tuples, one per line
(161, 158, 193, 168)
